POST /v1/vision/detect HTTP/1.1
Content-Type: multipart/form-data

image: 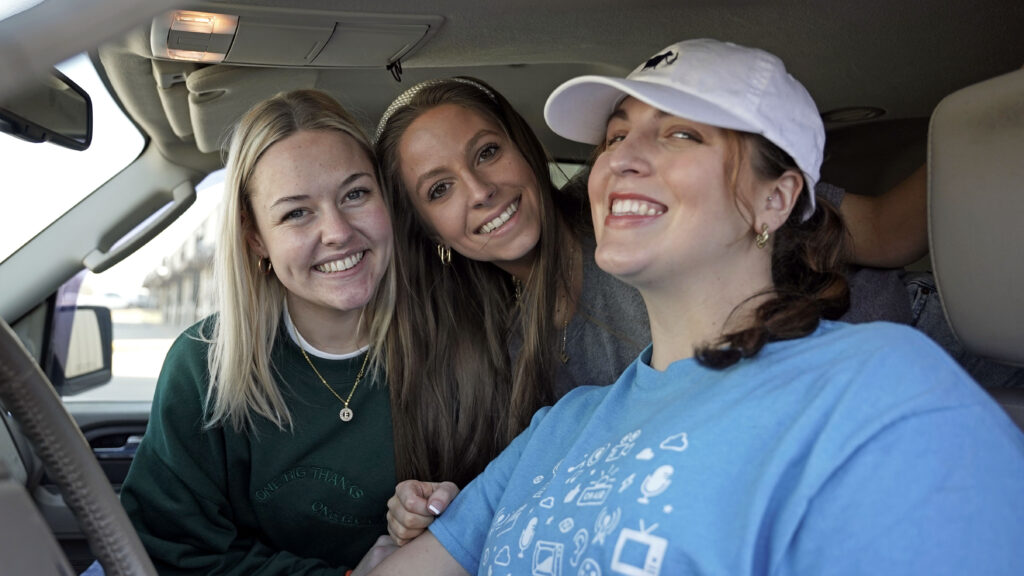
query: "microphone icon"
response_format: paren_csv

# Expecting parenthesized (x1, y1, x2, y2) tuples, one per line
(638, 465, 673, 504)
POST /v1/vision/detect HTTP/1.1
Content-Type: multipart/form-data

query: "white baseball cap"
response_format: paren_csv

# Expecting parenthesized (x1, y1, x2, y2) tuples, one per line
(544, 38, 824, 220)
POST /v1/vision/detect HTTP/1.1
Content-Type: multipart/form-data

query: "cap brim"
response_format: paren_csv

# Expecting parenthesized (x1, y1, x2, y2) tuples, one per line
(544, 75, 762, 145)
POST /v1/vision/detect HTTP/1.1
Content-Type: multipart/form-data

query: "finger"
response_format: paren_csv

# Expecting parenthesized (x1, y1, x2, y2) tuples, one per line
(387, 497, 435, 530)
(424, 481, 461, 516)
(386, 508, 426, 543)
(393, 480, 434, 516)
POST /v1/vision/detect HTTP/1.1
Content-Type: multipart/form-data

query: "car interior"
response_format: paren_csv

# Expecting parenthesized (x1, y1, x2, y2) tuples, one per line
(0, 0, 1022, 574)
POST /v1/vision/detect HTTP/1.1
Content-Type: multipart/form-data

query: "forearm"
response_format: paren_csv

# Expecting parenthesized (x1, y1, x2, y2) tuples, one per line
(841, 165, 928, 268)
(369, 531, 468, 576)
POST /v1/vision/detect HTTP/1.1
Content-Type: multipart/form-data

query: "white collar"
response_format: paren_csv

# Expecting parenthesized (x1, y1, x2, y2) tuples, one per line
(283, 299, 369, 361)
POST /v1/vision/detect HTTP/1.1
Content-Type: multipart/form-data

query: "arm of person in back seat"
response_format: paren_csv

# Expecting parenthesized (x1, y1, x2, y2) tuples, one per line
(841, 164, 928, 269)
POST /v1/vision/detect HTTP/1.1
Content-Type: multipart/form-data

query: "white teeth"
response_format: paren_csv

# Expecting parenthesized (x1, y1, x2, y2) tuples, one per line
(316, 251, 364, 273)
(479, 200, 519, 234)
(610, 198, 665, 216)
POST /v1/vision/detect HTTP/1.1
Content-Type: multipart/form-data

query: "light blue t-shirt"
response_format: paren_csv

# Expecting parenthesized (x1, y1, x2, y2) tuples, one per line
(431, 321, 1024, 575)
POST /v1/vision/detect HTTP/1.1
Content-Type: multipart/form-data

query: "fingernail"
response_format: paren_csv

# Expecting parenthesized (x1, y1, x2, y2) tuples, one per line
(428, 504, 441, 515)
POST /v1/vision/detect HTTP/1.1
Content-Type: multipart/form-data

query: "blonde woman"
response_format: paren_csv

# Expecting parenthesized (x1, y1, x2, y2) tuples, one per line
(120, 90, 398, 575)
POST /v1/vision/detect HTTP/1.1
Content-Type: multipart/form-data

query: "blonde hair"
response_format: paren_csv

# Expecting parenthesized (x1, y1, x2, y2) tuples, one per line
(203, 89, 395, 432)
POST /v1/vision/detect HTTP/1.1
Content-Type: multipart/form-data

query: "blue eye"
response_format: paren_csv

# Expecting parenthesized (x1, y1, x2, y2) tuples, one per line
(284, 208, 306, 220)
(605, 134, 625, 148)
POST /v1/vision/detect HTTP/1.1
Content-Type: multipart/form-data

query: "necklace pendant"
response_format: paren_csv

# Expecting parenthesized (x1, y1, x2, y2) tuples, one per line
(560, 351, 570, 364)
(339, 407, 354, 422)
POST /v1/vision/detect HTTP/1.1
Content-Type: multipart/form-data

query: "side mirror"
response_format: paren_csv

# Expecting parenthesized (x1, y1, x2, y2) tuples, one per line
(51, 305, 113, 396)
(0, 68, 92, 151)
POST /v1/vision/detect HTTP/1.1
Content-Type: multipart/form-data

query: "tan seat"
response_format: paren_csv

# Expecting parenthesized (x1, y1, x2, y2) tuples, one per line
(928, 66, 1024, 428)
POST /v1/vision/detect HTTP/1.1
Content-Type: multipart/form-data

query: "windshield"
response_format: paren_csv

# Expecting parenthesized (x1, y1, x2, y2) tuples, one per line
(0, 53, 145, 262)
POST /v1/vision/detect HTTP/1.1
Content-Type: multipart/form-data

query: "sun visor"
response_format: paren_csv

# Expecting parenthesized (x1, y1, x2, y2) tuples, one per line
(151, 8, 443, 67)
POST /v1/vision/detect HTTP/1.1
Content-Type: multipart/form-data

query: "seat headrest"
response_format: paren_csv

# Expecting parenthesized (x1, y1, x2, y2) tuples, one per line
(928, 67, 1024, 367)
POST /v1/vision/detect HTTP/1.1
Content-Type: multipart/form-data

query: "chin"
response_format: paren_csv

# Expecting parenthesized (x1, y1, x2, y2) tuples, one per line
(594, 246, 651, 283)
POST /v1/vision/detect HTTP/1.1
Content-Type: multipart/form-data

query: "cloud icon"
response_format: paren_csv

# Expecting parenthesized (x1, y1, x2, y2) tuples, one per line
(660, 432, 688, 452)
(493, 546, 511, 566)
(636, 448, 655, 460)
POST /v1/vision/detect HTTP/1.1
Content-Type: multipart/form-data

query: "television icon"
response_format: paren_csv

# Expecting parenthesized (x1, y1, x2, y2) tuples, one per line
(532, 541, 564, 576)
(610, 524, 667, 576)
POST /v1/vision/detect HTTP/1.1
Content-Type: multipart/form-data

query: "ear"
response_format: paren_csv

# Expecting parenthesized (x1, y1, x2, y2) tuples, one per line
(244, 211, 269, 258)
(754, 168, 804, 234)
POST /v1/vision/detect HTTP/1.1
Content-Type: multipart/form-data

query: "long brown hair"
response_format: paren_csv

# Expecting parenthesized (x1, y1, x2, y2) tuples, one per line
(375, 77, 586, 485)
(695, 132, 850, 368)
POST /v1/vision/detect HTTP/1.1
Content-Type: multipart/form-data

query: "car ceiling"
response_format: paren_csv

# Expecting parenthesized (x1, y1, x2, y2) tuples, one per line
(75, 0, 1024, 189)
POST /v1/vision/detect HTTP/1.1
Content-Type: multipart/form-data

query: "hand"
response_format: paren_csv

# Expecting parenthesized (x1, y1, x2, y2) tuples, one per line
(386, 480, 461, 546)
(350, 535, 399, 576)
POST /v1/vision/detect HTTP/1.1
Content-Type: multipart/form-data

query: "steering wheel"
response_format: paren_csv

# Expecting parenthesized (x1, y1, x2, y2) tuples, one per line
(0, 317, 156, 575)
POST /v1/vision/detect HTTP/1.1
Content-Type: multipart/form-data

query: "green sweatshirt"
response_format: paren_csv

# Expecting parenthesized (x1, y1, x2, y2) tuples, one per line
(120, 319, 395, 575)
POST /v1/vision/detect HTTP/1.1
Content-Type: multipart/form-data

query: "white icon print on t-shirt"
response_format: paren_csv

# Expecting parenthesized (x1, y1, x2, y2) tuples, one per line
(519, 517, 539, 557)
(592, 506, 621, 545)
(532, 540, 564, 576)
(611, 521, 667, 576)
(638, 465, 673, 504)
(659, 432, 688, 452)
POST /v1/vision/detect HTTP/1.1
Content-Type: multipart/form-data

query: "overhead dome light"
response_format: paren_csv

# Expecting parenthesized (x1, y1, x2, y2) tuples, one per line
(821, 106, 886, 124)
(152, 10, 239, 63)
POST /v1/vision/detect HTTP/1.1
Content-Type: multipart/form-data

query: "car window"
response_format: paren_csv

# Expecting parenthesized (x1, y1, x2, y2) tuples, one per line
(551, 162, 584, 188)
(0, 53, 145, 262)
(62, 170, 224, 402)
(0, 1, 44, 20)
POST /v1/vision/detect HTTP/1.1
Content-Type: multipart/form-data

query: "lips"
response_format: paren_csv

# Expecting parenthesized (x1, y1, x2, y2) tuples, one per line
(314, 251, 365, 273)
(477, 197, 519, 234)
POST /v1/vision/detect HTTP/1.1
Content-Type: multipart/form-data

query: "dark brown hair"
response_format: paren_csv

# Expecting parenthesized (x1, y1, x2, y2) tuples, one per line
(695, 133, 851, 368)
(374, 77, 587, 485)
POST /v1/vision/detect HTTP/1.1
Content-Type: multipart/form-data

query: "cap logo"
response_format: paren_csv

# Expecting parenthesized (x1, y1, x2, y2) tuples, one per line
(641, 50, 678, 71)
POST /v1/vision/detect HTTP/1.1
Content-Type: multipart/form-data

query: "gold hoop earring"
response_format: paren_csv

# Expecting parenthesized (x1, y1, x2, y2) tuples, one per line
(436, 244, 452, 266)
(755, 223, 771, 249)
(257, 257, 274, 275)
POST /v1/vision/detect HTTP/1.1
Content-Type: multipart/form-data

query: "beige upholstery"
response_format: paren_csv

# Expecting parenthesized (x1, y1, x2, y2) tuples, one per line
(928, 67, 1024, 368)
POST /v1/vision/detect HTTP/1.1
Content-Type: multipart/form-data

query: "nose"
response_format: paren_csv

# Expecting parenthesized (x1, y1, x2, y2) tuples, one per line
(606, 133, 652, 177)
(465, 171, 498, 208)
(320, 208, 355, 246)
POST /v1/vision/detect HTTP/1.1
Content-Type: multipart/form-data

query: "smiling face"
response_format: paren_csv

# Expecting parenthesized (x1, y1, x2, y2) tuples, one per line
(396, 104, 542, 277)
(246, 129, 393, 328)
(588, 97, 764, 290)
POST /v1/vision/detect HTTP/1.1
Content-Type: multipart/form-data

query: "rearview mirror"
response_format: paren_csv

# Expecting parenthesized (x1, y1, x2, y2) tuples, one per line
(0, 68, 92, 151)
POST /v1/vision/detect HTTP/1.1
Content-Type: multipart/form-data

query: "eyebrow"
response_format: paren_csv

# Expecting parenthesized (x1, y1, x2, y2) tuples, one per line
(269, 171, 373, 208)
(607, 106, 673, 125)
(413, 166, 448, 196)
(412, 128, 501, 194)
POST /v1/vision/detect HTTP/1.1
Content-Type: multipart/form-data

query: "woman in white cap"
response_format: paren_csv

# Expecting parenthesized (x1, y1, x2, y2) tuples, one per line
(369, 39, 1024, 575)
(373, 73, 929, 504)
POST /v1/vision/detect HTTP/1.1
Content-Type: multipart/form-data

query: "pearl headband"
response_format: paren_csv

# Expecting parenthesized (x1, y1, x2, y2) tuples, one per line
(374, 77, 497, 143)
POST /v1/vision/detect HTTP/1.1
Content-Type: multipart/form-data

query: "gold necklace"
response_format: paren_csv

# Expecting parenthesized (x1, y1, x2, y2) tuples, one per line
(300, 348, 369, 422)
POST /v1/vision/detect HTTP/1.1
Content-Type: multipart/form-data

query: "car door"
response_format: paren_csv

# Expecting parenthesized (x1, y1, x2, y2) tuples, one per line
(1, 50, 212, 572)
